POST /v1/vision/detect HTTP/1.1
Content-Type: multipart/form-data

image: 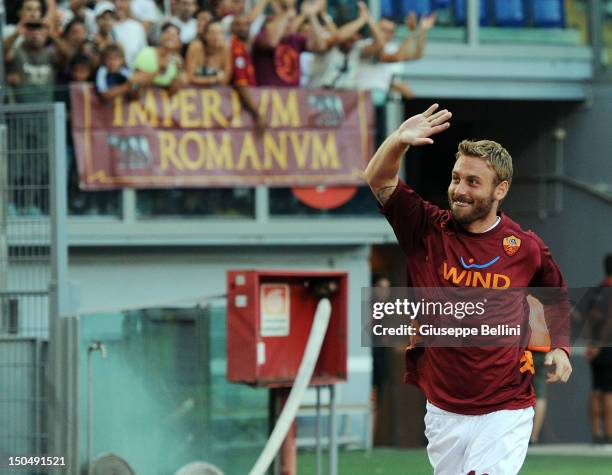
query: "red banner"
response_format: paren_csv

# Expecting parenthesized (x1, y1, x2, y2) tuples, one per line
(70, 85, 374, 190)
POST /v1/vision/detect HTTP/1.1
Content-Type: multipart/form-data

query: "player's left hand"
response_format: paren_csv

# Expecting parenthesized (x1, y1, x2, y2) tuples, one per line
(544, 348, 572, 383)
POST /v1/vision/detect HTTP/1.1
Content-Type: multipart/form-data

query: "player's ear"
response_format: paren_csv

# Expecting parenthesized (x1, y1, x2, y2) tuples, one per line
(494, 180, 509, 201)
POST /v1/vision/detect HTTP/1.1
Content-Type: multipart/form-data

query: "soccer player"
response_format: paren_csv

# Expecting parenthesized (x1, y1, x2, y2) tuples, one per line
(364, 104, 572, 474)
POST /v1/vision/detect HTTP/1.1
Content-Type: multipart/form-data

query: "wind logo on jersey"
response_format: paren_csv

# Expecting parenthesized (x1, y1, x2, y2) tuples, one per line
(503, 235, 521, 257)
(442, 261, 510, 289)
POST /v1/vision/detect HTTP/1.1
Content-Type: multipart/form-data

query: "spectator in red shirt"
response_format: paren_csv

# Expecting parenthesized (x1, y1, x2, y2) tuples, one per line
(230, 15, 256, 87)
(252, 0, 327, 87)
(229, 13, 265, 130)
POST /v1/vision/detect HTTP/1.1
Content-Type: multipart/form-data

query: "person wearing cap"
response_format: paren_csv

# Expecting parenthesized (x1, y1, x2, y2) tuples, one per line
(93, 1, 117, 53)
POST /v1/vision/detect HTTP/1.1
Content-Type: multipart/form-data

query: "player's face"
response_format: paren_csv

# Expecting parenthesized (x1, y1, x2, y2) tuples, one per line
(448, 155, 499, 225)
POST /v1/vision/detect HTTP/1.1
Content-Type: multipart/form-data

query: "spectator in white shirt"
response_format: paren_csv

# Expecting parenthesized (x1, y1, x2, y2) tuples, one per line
(112, 0, 148, 67)
(171, 0, 198, 45)
(307, 2, 384, 90)
(130, 0, 163, 33)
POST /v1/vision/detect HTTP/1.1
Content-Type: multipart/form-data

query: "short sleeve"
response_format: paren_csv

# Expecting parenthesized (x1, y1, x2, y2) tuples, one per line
(380, 179, 441, 255)
(133, 47, 156, 73)
(95, 67, 109, 92)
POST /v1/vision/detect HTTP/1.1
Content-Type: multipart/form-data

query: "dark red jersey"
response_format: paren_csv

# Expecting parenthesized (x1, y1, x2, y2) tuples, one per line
(381, 179, 569, 415)
(230, 36, 256, 87)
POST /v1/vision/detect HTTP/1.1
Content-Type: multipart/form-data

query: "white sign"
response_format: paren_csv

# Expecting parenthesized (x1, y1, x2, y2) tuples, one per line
(260, 283, 290, 337)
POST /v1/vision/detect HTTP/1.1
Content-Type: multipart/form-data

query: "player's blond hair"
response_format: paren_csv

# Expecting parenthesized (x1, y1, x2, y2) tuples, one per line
(455, 140, 513, 186)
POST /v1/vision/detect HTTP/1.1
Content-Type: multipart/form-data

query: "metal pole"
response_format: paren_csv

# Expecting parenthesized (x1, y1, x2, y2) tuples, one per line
(87, 346, 93, 475)
(328, 385, 337, 475)
(553, 126, 566, 215)
(34, 339, 42, 455)
(255, 186, 269, 223)
(49, 103, 73, 473)
(589, 0, 602, 75)
(0, 0, 6, 104)
(87, 342, 107, 475)
(0, 123, 7, 332)
(268, 389, 280, 475)
(315, 386, 321, 475)
(466, 0, 480, 47)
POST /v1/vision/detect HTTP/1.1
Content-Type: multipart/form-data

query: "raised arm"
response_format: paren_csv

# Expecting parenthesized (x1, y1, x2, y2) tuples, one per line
(259, 8, 295, 48)
(412, 13, 436, 60)
(247, 0, 271, 23)
(359, 3, 385, 59)
(330, 9, 367, 45)
(3, 23, 24, 63)
(364, 103, 452, 204)
(304, 3, 330, 52)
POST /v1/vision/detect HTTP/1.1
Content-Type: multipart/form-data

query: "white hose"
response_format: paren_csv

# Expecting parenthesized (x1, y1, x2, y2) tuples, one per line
(249, 298, 332, 475)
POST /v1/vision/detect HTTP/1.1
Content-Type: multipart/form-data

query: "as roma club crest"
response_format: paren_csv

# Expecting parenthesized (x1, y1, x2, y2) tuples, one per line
(503, 235, 521, 257)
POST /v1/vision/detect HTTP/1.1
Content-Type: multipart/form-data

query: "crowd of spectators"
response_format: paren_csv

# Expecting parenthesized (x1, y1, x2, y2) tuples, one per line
(3, 0, 436, 115)
(2, 0, 435, 217)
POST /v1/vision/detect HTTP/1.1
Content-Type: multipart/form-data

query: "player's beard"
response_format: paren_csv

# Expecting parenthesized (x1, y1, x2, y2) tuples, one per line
(448, 190, 496, 226)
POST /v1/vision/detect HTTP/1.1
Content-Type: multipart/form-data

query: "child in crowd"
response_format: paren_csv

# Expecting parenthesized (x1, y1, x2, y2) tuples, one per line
(95, 43, 133, 101)
(69, 54, 94, 82)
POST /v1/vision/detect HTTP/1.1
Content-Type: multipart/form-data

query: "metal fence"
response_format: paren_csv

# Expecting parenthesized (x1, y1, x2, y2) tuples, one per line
(0, 103, 71, 473)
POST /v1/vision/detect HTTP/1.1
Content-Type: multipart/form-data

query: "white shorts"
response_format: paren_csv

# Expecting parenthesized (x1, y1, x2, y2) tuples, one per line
(424, 401, 534, 475)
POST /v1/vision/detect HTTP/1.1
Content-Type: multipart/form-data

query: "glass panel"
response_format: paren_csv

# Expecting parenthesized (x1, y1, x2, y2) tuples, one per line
(374, 0, 466, 44)
(136, 188, 255, 218)
(479, 0, 590, 46)
(79, 304, 267, 475)
(361, 0, 591, 47)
